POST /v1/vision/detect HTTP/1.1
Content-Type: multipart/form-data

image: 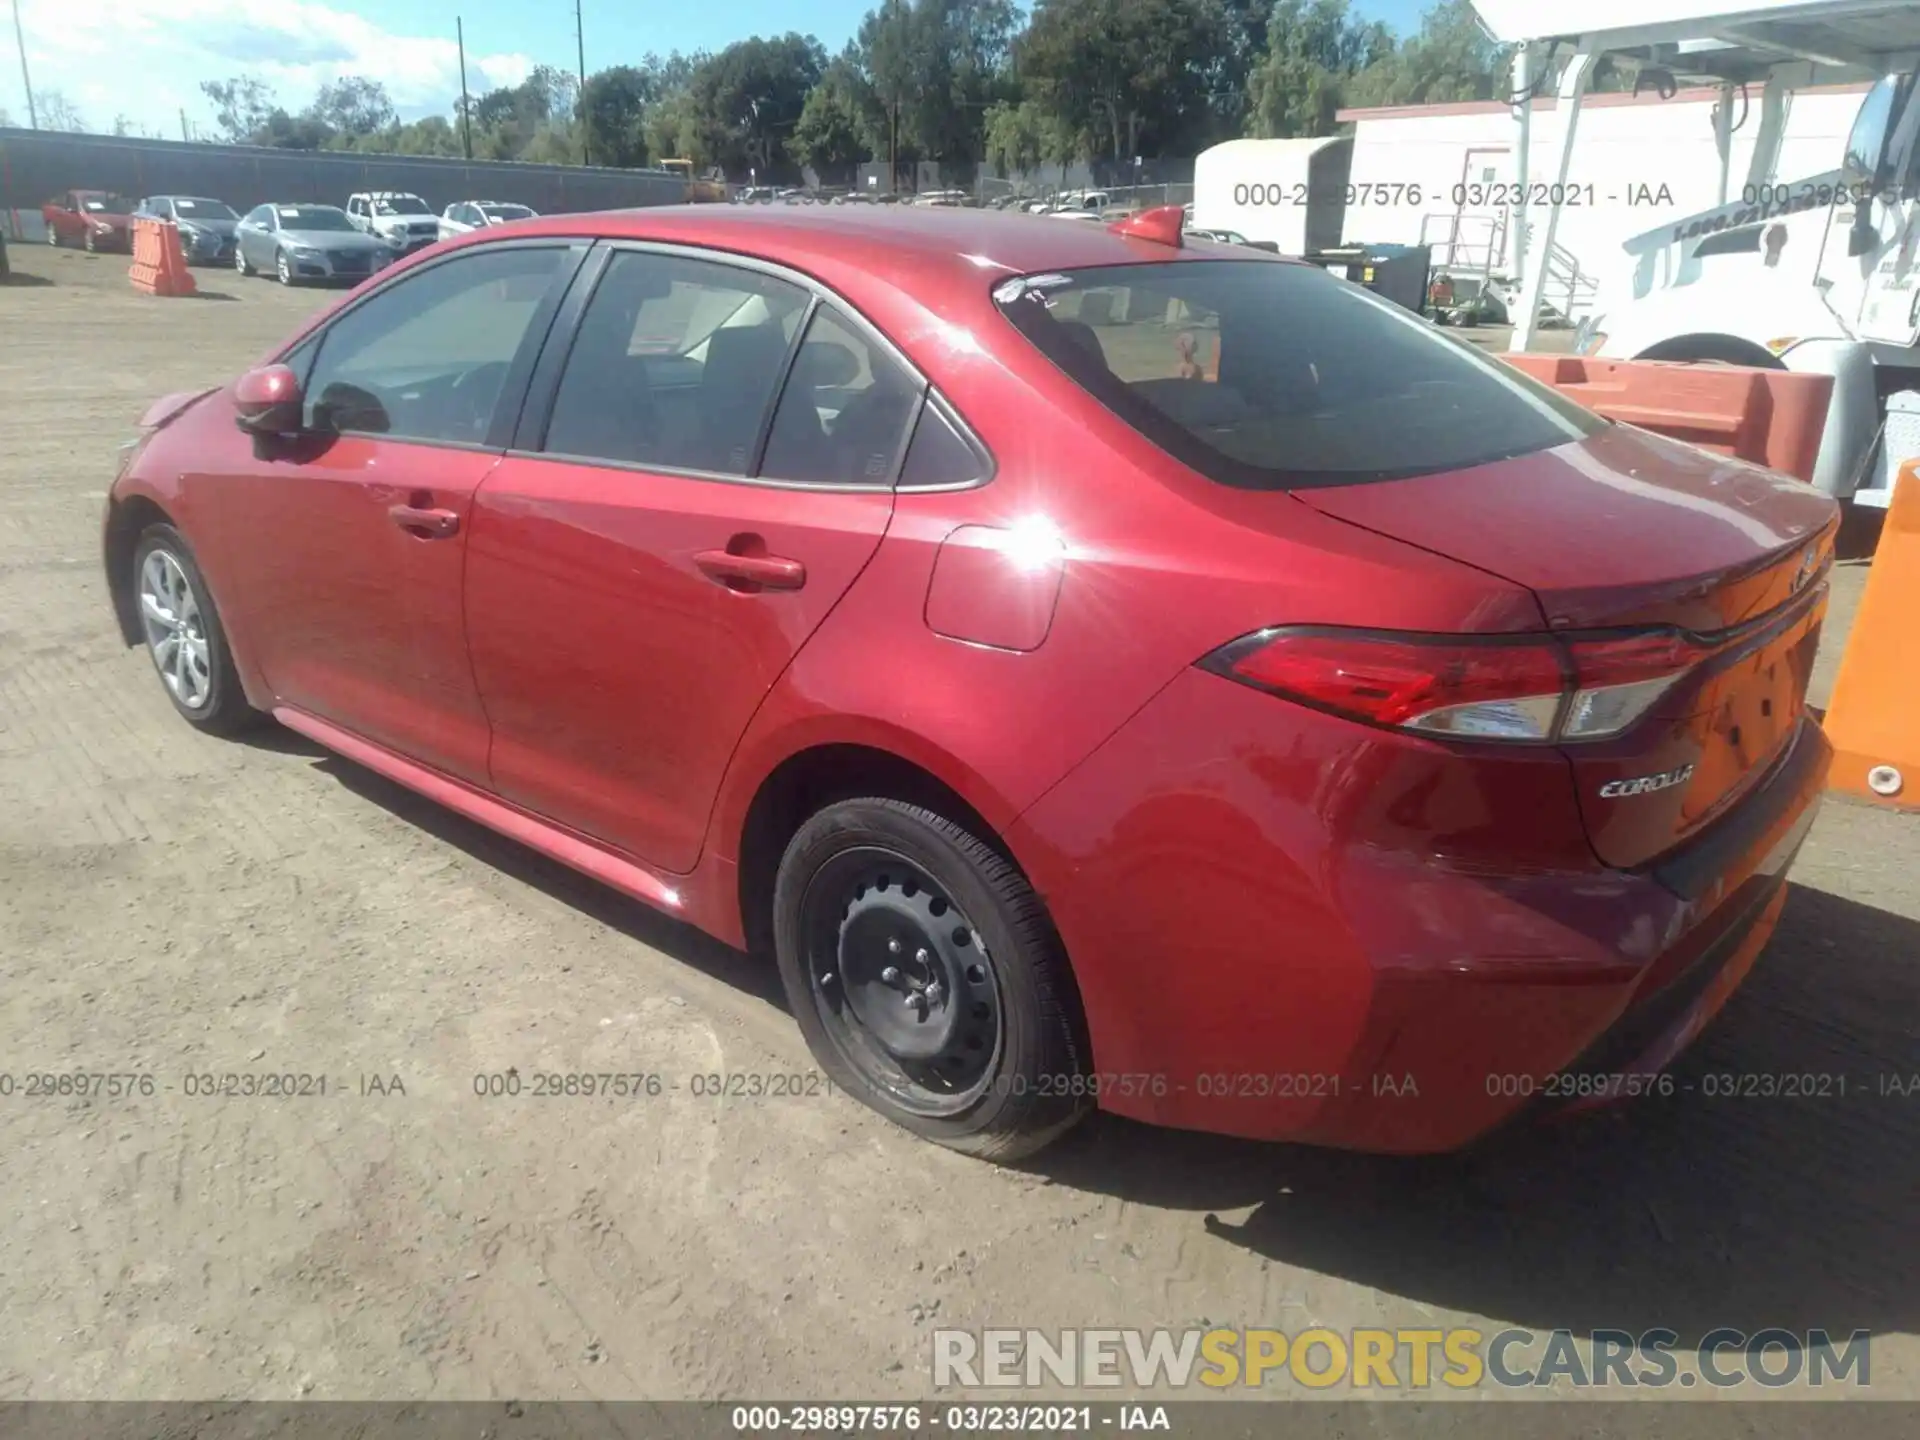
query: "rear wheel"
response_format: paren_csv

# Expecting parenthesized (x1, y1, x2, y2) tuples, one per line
(46, 226, 60, 247)
(83, 228, 97, 254)
(772, 798, 1090, 1161)
(132, 524, 263, 735)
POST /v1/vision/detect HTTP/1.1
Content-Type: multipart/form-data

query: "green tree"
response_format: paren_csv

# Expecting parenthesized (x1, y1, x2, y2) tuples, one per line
(1019, 0, 1228, 165)
(307, 76, 397, 136)
(793, 57, 877, 184)
(1344, 0, 1505, 109)
(685, 33, 827, 180)
(201, 78, 275, 143)
(581, 65, 652, 167)
(1248, 0, 1393, 138)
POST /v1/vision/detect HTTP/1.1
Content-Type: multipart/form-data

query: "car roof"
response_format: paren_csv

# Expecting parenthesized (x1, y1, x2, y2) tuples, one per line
(481, 205, 1293, 294)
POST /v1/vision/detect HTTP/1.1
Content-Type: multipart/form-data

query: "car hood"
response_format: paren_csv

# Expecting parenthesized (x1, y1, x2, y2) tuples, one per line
(281, 228, 386, 249)
(176, 217, 237, 237)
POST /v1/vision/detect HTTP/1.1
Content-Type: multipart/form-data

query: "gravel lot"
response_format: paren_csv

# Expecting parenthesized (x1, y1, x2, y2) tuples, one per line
(1, 242, 1915, 1415)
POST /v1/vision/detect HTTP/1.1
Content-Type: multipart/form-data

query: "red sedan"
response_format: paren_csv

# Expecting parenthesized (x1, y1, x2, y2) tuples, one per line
(102, 206, 1837, 1159)
(43, 189, 136, 252)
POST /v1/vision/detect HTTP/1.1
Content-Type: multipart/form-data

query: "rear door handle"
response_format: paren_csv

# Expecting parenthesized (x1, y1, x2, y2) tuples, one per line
(389, 504, 461, 539)
(693, 549, 807, 591)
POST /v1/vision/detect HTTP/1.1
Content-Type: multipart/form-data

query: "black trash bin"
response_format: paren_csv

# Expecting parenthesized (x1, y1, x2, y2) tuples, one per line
(1300, 242, 1432, 315)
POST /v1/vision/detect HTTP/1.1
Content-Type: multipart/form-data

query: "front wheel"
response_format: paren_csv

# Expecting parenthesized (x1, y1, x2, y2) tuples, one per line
(275, 250, 293, 285)
(235, 244, 252, 277)
(132, 524, 263, 735)
(772, 798, 1090, 1161)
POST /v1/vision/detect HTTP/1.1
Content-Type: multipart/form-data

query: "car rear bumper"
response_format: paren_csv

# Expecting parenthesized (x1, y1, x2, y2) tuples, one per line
(1010, 669, 1831, 1152)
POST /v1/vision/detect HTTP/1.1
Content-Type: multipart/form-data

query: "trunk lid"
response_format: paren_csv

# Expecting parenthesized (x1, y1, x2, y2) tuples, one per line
(1296, 424, 1839, 868)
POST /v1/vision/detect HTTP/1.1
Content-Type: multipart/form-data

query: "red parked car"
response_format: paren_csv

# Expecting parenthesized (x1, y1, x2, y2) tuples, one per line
(43, 189, 136, 252)
(102, 206, 1838, 1159)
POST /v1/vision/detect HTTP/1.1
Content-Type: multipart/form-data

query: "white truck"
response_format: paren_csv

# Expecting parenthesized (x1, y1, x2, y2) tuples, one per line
(345, 191, 442, 255)
(1475, 0, 1920, 508)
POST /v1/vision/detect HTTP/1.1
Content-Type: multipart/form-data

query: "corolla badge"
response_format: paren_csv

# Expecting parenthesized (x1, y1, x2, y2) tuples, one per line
(1599, 764, 1696, 799)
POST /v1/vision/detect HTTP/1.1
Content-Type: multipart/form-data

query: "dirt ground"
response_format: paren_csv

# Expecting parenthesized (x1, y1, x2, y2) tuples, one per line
(1, 242, 1915, 1413)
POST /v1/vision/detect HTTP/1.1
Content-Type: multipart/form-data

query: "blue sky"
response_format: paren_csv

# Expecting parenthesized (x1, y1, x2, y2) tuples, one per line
(2, 0, 1435, 139)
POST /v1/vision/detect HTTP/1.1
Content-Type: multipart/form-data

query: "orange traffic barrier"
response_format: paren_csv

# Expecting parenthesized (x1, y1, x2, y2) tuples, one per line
(1823, 462, 1920, 809)
(1501, 354, 1831, 484)
(128, 217, 197, 298)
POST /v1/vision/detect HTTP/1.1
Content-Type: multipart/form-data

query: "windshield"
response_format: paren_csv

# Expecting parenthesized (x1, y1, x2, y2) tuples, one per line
(481, 204, 535, 221)
(83, 195, 134, 215)
(374, 196, 431, 216)
(279, 207, 357, 232)
(993, 260, 1604, 489)
(172, 198, 236, 219)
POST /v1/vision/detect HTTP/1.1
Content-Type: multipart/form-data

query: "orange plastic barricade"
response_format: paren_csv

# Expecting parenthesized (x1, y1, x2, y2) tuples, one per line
(1501, 354, 1831, 484)
(1823, 462, 1920, 809)
(128, 217, 197, 298)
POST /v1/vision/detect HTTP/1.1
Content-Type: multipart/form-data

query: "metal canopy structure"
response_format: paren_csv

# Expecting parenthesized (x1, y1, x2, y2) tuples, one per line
(1470, 0, 1920, 349)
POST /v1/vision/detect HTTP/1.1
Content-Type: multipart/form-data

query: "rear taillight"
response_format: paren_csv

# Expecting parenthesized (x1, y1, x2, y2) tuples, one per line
(1200, 627, 1708, 743)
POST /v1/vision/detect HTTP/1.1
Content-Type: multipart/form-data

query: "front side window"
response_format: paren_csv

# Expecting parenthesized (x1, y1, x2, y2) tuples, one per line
(1843, 74, 1902, 185)
(542, 249, 809, 474)
(759, 305, 922, 485)
(302, 245, 569, 445)
(994, 260, 1602, 490)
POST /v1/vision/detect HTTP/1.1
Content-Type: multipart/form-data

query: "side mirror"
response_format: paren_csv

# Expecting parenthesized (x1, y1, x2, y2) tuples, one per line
(234, 364, 304, 436)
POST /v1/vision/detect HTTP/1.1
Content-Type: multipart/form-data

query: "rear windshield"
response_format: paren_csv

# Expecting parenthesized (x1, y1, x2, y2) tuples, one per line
(992, 260, 1604, 489)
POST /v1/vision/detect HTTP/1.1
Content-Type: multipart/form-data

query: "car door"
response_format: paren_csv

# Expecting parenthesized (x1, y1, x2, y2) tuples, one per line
(200, 240, 584, 783)
(463, 245, 921, 872)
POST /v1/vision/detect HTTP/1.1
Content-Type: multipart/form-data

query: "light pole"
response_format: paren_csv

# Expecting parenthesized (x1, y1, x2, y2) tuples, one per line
(11, 0, 38, 130)
(573, 0, 589, 165)
(456, 17, 474, 160)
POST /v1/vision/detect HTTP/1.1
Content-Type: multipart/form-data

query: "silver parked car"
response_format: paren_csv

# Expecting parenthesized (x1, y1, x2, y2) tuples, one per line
(437, 200, 538, 241)
(135, 196, 240, 266)
(234, 203, 396, 285)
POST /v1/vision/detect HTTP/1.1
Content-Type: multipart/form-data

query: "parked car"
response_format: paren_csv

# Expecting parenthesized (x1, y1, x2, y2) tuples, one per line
(0, 227, 9, 279)
(103, 206, 1838, 1161)
(346, 192, 441, 254)
(1045, 208, 1104, 222)
(438, 200, 539, 242)
(1187, 227, 1255, 248)
(41, 190, 135, 252)
(135, 196, 240, 266)
(233, 203, 396, 285)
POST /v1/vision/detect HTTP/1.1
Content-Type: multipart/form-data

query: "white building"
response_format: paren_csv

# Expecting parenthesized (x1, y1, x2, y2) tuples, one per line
(1193, 81, 1872, 319)
(1337, 81, 1871, 316)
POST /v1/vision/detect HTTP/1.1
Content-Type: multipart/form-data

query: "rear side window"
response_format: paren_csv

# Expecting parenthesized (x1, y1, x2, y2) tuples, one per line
(542, 250, 809, 475)
(993, 260, 1603, 489)
(759, 305, 923, 486)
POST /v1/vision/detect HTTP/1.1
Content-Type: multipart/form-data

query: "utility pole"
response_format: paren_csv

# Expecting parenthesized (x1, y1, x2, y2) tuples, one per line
(179, 108, 189, 142)
(10, 0, 37, 130)
(574, 0, 590, 166)
(887, 0, 900, 194)
(456, 17, 474, 160)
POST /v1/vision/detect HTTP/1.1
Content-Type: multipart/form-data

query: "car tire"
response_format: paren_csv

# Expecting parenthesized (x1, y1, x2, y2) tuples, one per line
(46, 226, 60, 247)
(276, 251, 294, 286)
(83, 228, 97, 254)
(235, 245, 252, 277)
(132, 524, 264, 736)
(772, 797, 1090, 1161)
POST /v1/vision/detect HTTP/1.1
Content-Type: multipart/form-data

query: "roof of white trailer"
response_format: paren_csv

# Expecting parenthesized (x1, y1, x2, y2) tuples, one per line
(1472, 0, 1920, 82)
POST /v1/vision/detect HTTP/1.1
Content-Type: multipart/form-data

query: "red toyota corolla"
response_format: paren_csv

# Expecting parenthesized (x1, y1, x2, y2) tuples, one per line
(103, 205, 1837, 1159)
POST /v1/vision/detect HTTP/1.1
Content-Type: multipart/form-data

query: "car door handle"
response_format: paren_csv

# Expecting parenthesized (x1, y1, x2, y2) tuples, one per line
(693, 549, 806, 591)
(389, 504, 461, 539)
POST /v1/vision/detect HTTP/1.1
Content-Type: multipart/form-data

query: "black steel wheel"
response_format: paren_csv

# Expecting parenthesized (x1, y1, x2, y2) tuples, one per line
(773, 797, 1089, 1160)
